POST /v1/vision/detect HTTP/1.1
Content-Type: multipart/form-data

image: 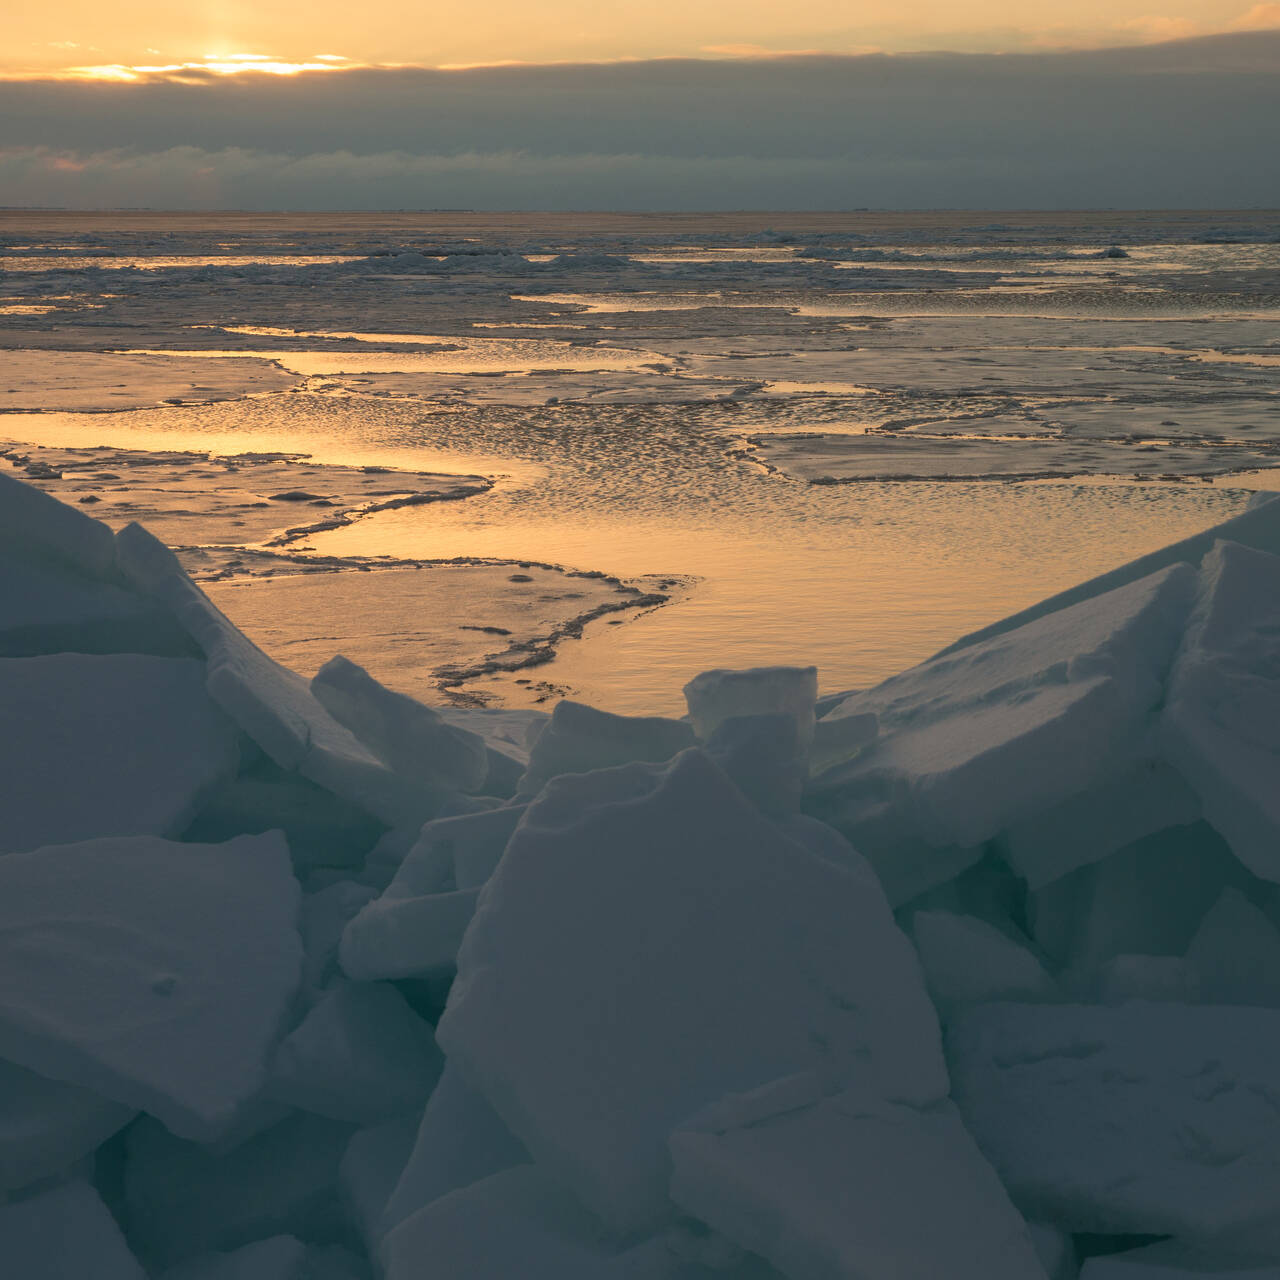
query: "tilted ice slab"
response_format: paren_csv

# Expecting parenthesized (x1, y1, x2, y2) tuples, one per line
(669, 1073, 1047, 1280)
(808, 561, 1195, 901)
(0, 653, 238, 854)
(117, 522, 442, 829)
(1161, 540, 1280, 881)
(437, 749, 946, 1234)
(949, 1002, 1280, 1239)
(0, 1180, 146, 1280)
(0, 832, 301, 1141)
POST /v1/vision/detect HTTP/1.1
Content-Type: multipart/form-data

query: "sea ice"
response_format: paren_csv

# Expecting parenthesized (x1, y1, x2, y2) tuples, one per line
(0, 468, 120, 582)
(516, 698, 694, 796)
(683, 665, 818, 746)
(0, 832, 301, 1141)
(0, 1057, 135, 1191)
(808, 562, 1196, 899)
(0, 653, 238, 854)
(116, 522, 439, 829)
(949, 1002, 1280, 1238)
(669, 1074, 1047, 1280)
(0, 1179, 146, 1280)
(339, 1112, 419, 1253)
(340, 886, 480, 983)
(1183, 888, 1280, 1007)
(437, 749, 946, 1233)
(1161, 540, 1280, 881)
(267, 981, 443, 1123)
(311, 655, 489, 794)
(1078, 1241, 1280, 1276)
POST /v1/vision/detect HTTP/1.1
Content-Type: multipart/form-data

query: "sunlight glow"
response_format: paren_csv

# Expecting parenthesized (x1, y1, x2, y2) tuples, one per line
(54, 53, 360, 82)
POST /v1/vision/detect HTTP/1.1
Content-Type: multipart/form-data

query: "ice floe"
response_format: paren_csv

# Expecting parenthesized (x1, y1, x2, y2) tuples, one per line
(1, 472, 1279, 1278)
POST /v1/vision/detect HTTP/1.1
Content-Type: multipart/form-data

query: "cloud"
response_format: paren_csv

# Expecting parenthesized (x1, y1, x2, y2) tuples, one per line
(1116, 14, 1202, 41)
(1232, 3, 1280, 26)
(1, 36, 1278, 209)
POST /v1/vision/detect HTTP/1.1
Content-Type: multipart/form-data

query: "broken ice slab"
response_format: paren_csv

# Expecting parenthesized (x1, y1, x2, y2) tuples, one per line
(312, 654, 489, 794)
(683, 665, 818, 747)
(0, 832, 301, 1142)
(437, 749, 945, 1234)
(517, 698, 695, 797)
(115, 522, 443, 830)
(949, 1002, 1280, 1239)
(0, 652, 238, 855)
(0, 1179, 147, 1280)
(669, 1073, 1048, 1280)
(341, 886, 480, 983)
(1183, 888, 1280, 1008)
(807, 562, 1196, 899)
(1161, 540, 1280, 882)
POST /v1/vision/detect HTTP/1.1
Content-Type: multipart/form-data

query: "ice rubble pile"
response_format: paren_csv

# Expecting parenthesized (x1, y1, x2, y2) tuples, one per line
(2, 471, 1280, 1280)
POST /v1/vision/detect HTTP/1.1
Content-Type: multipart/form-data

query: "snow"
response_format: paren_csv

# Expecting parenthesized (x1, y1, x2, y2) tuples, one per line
(683, 666, 818, 747)
(436, 748, 946, 1233)
(0, 468, 120, 582)
(0, 832, 301, 1141)
(669, 1074, 1047, 1280)
(340, 885, 481, 983)
(949, 1002, 1280, 1239)
(0, 1180, 147, 1280)
(1184, 889, 1280, 1007)
(0, 653, 238, 854)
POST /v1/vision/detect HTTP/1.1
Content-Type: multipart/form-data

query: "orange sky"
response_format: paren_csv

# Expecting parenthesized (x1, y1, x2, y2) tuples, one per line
(8, 0, 1280, 79)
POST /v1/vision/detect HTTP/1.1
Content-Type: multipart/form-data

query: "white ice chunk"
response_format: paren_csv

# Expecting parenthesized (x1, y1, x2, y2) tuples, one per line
(1000, 760, 1202, 891)
(267, 981, 442, 1123)
(1185, 889, 1280, 1007)
(125, 1113, 355, 1269)
(1161, 540, 1280, 881)
(339, 1112, 419, 1254)
(949, 1002, 1280, 1238)
(382, 1062, 529, 1237)
(0, 1180, 146, 1280)
(0, 832, 301, 1141)
(808, 563, 1195, 896)
(300, 881, 379, 997)
(341, 886, 479, 982)
(683, 665, 818, 746)
(1030, 1224, 1078, 1280)
(159, 1236, 306, 1280)
(0, 1057, 135, 1190)
(312, 654, 489, 793)
(445, 804, 529, 890)
(437, 749, 946, 1234)
(0, 470, 120, 581)
(0, 653, 238, 854)
(911, 911, 1056, 1017)
(116, 522, 436, 829)
(704, 712, 807, 816)
(669, 1073, 1047, 1280)
(517, 699, 694, 796)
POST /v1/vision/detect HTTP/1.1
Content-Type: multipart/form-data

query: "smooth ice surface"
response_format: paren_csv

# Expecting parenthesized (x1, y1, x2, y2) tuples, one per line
(670, 1075, 1047, 1280)
(0, 653, 237, 854)
(0, 832, 301, 1140)
(268, 982, 443, 1123)
(1161, 540, 1280, 881)
(0, 1057, 135, 1190)
(949, 1002, 1280, 1238)
(0, 467, 120, 581)
(437, 749, 946, 1233)
(339, 1113, 419, 1253)
(807, 562, 1195, 900)
(0, 1180, 146, 1280)
(340, 886, 480, 982)
(1184, 889, 1280, 1007)
(116, 522, 438, 829)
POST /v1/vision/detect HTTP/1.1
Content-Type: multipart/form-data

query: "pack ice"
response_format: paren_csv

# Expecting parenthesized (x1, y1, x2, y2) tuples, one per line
(2, 466, 1280, 1279)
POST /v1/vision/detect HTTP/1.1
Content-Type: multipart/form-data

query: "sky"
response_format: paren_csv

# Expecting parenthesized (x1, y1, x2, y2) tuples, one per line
(2, 4, 1279, 210)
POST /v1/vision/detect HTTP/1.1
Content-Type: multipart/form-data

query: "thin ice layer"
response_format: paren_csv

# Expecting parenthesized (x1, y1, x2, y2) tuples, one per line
(437, 749, 946, 1234)
(0, 832, 301, 1141)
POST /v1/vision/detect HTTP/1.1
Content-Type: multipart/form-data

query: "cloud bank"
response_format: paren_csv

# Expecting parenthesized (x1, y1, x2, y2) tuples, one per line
(2, 34, 1278, 210)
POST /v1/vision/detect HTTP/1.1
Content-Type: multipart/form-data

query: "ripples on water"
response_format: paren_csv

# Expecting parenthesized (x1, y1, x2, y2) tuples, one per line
(2, 210, 1277, 711)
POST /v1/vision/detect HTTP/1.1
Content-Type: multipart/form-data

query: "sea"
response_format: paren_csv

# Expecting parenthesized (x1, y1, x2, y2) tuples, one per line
(2, 209, 1277, 714)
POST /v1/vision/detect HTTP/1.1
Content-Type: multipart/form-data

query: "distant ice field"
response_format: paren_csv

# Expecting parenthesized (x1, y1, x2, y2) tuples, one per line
(2, 209, 1276, 712)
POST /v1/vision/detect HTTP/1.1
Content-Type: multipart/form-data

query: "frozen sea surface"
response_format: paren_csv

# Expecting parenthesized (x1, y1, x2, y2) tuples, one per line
(2, 209, 1276, 711)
